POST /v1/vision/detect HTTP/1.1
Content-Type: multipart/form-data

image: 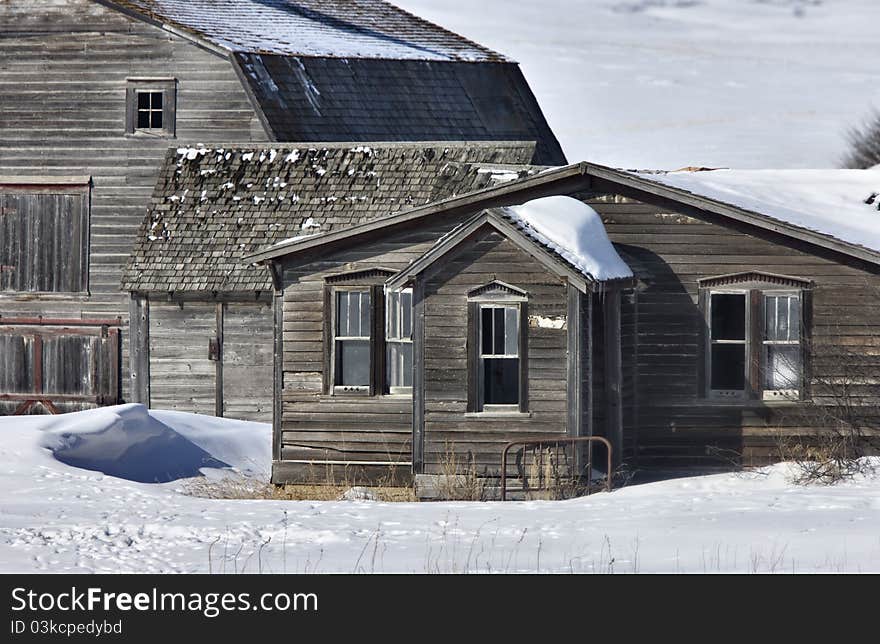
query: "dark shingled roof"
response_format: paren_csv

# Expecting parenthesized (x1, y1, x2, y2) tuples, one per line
(106, 0, 506, 61)
(122, 141, 539, 293)
(236, 55, 566, 165)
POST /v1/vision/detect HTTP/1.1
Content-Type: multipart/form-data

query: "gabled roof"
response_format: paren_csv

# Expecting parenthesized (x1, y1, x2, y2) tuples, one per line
(104, 0, 504, 61)
(246, 161, 880, 269)
(122, 141, 539, 293)
(384, 197, 634, 294)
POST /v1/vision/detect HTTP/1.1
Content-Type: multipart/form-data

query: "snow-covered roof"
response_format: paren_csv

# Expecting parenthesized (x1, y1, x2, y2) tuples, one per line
(498, 196, 633, 282)
(632, 168, 880, 256)
(111, 0, 505, 61)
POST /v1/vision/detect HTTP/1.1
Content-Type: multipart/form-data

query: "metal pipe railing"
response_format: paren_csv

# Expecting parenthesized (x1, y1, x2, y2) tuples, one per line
(500, 436, 613, 501)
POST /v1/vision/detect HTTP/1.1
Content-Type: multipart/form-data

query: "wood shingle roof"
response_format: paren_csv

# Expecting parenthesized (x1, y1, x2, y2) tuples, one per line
(122, 141, 538, 293)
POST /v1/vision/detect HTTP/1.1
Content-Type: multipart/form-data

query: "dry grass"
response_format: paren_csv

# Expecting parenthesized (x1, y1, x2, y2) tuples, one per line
(183, 475, 417, 502)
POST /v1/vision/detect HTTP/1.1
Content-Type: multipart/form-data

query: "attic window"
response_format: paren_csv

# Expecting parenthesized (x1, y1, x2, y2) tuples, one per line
(137, 91, 164, 129)
(126, 78, 177, 137)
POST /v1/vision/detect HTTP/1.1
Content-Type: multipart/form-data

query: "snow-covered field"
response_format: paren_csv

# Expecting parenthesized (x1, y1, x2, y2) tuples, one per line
(395, 0, 880, 169)
(1, 405, 878, 573)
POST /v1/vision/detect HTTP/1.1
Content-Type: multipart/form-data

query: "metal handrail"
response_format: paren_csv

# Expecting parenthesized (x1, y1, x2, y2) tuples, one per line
(500, 436, 613, 501)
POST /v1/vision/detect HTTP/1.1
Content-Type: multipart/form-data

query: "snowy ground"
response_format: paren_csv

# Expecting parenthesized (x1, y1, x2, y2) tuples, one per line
(1, 405, 879, 573)
(395, 0, 880, 169)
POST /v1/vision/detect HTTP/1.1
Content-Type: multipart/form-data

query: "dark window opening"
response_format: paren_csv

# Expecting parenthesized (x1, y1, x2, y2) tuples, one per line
(136, 91, 164, 129)
(479, 305, 520, 408)
(709, 293, 746, 393)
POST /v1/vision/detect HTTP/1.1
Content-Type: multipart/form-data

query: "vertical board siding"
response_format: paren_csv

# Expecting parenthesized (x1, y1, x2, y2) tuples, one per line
(222, 302, 274, 421)
(0, 0, 267, 410)
(0, 192, 87, 292)
(589, 195, 880, 465)
(148, 301, 216, 415)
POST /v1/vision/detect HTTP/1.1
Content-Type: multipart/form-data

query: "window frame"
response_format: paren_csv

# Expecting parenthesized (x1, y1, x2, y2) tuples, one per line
(702, 282, 808, 402)
(467, 282, 529, 415)
(330, 287, 373, 395)
(477, 303, 522, 412)
(385, 288, 414, 395)
(125, 78, 177, 137)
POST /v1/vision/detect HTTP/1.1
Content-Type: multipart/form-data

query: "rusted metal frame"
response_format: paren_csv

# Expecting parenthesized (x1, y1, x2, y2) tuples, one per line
(500, 436, 613, 501)
(0, 317, 123, 327)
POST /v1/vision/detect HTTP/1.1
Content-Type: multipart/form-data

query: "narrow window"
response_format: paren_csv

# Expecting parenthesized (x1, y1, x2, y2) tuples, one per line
(480, 305, 520, 408)
(763, 294, 801, 396)
(136, 91, 164, 129)
(386, 289, 413, 393)
(334, 290, 371, 390)
(709, 293, 746, 394)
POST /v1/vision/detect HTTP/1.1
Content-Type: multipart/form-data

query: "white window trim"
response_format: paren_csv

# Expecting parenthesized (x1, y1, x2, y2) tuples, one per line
(386, 288, 413, 395)
(330, 287, 372, 396)
(477, 303, 521, 411)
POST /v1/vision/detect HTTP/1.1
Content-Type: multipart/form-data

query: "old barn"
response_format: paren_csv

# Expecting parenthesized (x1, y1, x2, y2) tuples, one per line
(243, 162, 880, 487)
(0, 0, 561, 415)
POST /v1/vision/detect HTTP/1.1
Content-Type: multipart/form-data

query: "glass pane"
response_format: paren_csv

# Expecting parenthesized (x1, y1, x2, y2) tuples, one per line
(387, 292, 399, 339)
(789, 297, 800, 341)
(359, 291, 370, 337)
(387, 342, 413, 388)
(764, 296, 777, 342)
(711, 344, 745, 390)
(401, 291, 412, 338)
(151, 92, 163, 110)
(337, 291, 350, 337)
(765, 345, 801, 390)
(481, 308, 493, 354)
(338, 340, 370, 386)
(151, 109, 163, 129)
(493, 307, 505, 354)
(777, 296, 789, 341)
(504, 307, 518, 356)
(711, 294, 745, 340)
(137, 110, 151, 129)
(484, 357, 519, 405)
(137, 92, 150, 109)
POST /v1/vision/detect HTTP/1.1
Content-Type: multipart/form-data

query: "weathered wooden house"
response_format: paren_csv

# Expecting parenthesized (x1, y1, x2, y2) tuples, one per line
(121, 141, 539, 419)
(244, 162, 880, 484)
(0, 0, 562, 415)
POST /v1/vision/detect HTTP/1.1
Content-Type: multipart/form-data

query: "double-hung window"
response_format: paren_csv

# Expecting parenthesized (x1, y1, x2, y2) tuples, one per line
(386, 289, 413, 393)
(333, 289, 371, 391)
(466, 281, 529, 414)
(480, 305, 520, 408)
(326, 273, 415, 396)
(702, 273, 811, 401)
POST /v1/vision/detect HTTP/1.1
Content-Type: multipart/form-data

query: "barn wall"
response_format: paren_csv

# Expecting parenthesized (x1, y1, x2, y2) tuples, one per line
(223, 302, 273, 421)
(0, 0, 267, 410)
(588, 194, 880, 465)
(421, 230, 570, 476)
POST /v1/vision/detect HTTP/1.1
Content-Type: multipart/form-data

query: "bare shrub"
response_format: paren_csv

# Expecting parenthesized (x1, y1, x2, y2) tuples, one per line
(435, 442, 486, 501)
(842, 108, 880, 169)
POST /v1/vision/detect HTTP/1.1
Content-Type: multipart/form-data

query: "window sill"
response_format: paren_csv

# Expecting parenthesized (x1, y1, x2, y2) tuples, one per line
(125, 130, 176, 139)
(464, 411, 532, 419)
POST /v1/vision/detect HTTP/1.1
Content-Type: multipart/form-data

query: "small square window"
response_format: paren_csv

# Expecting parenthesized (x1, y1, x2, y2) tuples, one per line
(126, 78, 176, 137)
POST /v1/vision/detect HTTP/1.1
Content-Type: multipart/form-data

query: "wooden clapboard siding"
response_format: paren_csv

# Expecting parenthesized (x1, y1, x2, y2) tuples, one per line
(148, 301, 216, 415)
(222, 302, 273, 421)
(0, 0, 267, 408)
(588, 194, 880, 465)
(421, 230, 570, 476)
(275, 221, 457, 476)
